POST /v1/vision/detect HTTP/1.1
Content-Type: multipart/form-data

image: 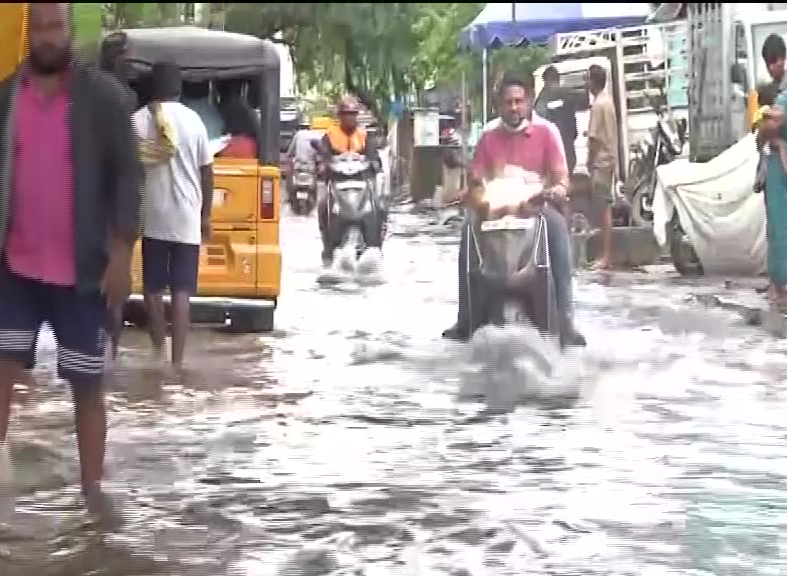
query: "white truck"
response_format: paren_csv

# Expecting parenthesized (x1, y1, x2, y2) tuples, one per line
(687, 3, 787, 161)
(652, 3, 787, 276)
(533, 22, 689, 179)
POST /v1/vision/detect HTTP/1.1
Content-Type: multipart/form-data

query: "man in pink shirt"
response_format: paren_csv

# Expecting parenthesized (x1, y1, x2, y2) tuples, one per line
(442, 74, 585, 346)
(0, 4, 141, 516)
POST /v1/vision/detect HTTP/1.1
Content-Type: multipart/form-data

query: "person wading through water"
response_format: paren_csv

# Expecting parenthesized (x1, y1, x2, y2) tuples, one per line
(758, 34, 787, 307)
(0, 3, 141, 516)
(133, 62, 214, 372)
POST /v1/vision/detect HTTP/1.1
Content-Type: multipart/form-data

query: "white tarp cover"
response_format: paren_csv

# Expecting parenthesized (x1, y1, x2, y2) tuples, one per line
(652, 134, 767, 275)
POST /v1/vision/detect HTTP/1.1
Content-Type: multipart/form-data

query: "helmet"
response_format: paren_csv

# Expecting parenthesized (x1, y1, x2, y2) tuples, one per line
(338, 95, 360, 114)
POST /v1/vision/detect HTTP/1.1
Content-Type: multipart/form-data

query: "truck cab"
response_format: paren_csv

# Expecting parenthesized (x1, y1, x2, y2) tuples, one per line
(535, 22, 690, 181)
(685, 3, 787, 161)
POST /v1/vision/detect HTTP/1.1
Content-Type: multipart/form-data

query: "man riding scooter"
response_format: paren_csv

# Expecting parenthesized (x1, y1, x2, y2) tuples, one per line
(442, 73, 586, 347)
(286, 118, 321, 214)
(316, 95, 382, 266)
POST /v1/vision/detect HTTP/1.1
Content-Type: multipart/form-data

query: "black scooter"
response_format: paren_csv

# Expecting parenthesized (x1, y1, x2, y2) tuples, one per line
(288, 160, 318, 216)
(466, 191, 566, 346)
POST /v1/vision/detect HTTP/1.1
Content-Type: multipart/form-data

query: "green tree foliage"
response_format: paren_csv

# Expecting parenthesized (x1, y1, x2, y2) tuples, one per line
(412, 3, 547, 117)
(225, 3, 421, 121)
(101, 3, 548, 120)
(73, 4, 103, 46)
(101, 3, 190, 29)
(223, 3, 547, 121)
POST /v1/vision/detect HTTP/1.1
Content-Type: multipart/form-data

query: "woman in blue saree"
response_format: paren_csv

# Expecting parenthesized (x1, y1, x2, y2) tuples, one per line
(764, 90, 787, 306)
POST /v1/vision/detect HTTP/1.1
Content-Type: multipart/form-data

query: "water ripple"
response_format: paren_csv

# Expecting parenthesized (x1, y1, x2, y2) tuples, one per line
(0, 211, 784, 575)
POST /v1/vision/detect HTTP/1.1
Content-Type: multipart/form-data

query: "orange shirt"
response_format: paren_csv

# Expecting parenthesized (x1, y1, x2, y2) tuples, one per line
(326, 125, 367, 154)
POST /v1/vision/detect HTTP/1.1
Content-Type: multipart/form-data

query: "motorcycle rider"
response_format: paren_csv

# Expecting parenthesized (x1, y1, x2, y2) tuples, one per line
(316, 95, 381, 266)
(442, 73, 586, 346)
(286, 118, 319, 198)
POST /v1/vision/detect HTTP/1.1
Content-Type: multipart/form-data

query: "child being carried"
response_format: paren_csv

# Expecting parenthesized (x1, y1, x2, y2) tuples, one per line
(754, 83, 787, 193)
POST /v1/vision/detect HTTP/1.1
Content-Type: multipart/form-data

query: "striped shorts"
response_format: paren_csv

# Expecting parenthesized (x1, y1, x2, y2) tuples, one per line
(0, 264, 107, 388)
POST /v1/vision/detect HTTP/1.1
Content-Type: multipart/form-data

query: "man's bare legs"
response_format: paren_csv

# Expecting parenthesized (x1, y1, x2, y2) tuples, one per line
(170, 291, 190, 369)
(144, 291, 191, 370)
(142, 238, 199, 370)
(71, 384, 106, 493)
(144, 291, 168, 361)
(0, 368, 106, 500)
(591, 167, 615, 270)
(597, 204, 614, 270)
(106, 306, 124, 361)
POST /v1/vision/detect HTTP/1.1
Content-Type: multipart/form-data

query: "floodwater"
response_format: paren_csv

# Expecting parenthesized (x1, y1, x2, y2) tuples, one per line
(1, 207, 787, 576)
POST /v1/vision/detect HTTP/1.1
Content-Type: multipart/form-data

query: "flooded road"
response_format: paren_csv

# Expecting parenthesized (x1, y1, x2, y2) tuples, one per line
(2, 208, 787, 576)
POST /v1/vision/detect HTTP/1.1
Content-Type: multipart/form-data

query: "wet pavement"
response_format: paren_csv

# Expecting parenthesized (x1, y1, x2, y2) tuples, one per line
(1, 207, 787, 576)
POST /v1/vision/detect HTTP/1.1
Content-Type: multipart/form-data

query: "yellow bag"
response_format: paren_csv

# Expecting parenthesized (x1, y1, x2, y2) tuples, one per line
(138, 102, 176, 166)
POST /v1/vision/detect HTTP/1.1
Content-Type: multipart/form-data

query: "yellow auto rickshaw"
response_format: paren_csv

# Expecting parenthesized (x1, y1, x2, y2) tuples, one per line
(102, 27, 282, 332)
(311, 116, 336, 131)
(0, 3, 28, 82)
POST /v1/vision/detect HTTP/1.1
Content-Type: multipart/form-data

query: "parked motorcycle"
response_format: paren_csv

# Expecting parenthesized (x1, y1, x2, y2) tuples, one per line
(466, 180, 564, 346)
(324, 152, 385, 263)
(288, 160, 318, 216)
(624, 91, 688, 227)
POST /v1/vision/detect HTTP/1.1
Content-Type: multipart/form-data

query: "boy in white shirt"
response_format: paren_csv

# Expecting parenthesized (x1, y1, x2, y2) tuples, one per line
(132, 62, 214, 371)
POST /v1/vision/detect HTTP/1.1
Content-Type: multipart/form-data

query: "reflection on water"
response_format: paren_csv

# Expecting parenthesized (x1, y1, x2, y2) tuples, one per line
(0, 209, 786, 575)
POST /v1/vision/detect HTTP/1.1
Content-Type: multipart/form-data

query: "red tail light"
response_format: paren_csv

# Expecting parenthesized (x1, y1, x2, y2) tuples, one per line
(260, 177, 275, 219)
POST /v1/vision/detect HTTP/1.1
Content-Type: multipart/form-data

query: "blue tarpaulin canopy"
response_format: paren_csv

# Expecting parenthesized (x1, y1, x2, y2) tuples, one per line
(460, 3, 652, 50)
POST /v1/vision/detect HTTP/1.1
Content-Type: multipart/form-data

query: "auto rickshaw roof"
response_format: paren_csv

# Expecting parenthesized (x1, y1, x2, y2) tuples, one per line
(106, 26, 280, 81)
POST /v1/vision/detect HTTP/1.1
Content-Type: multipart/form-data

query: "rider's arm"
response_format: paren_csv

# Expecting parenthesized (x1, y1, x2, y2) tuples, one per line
(469, 131, 493, 186)
(463, 131, 495, 209)
(318, 134, 333, 165)
(362, 134, 381, 173)
(286, 131, 297, 159)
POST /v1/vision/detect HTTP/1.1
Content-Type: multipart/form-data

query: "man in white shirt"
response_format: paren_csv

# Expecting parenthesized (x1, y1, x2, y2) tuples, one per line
(287, 120, 322, 166)
(132, 62, 214, 370)
(286, 120, 322, 199)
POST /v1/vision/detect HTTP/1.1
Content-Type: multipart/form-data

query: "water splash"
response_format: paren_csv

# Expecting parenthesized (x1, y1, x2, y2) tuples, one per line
(316, 246, 385, 287)
(458, 323, 590, 411)
(355, 247, 385, 286)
